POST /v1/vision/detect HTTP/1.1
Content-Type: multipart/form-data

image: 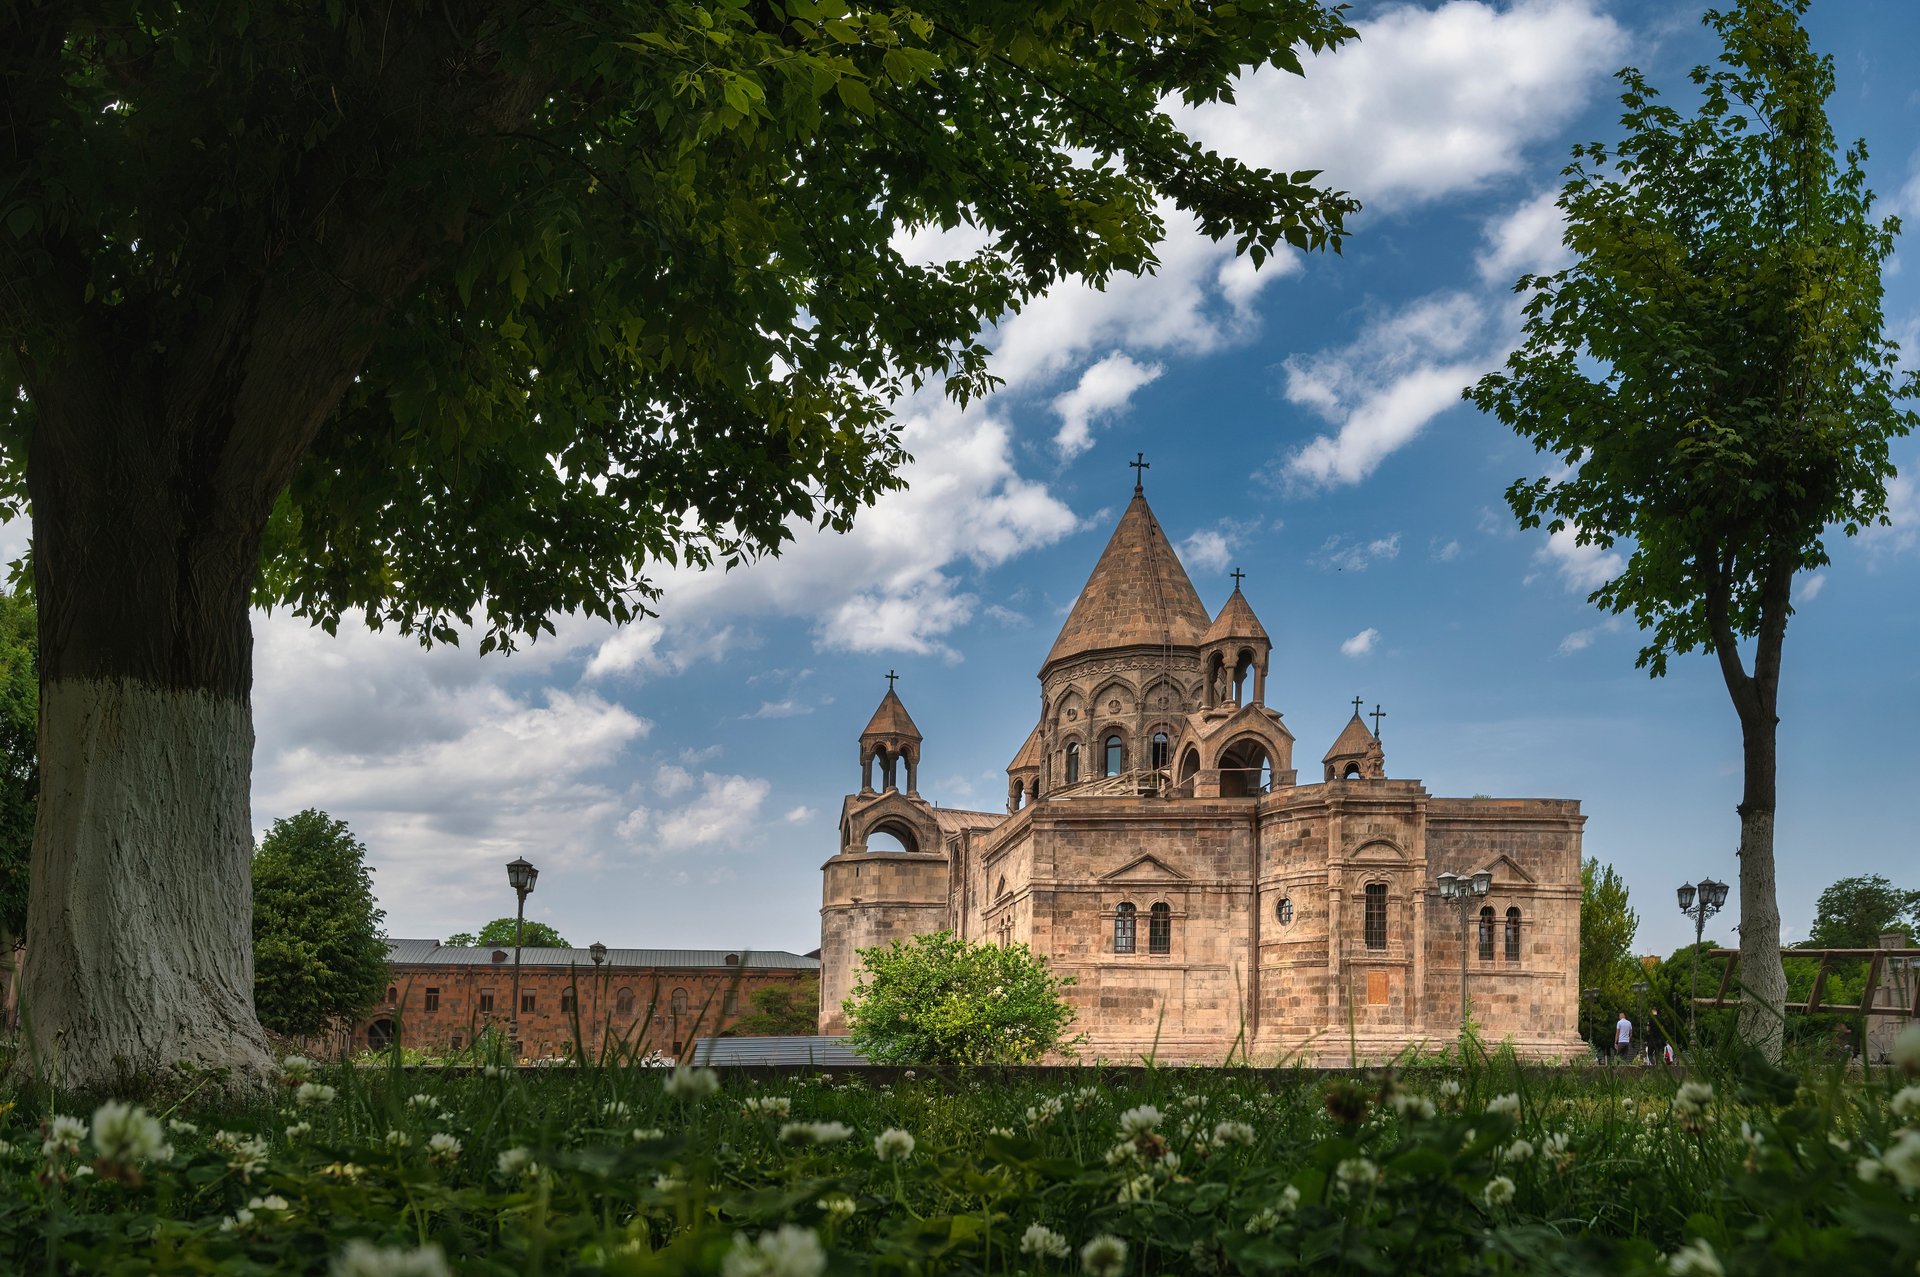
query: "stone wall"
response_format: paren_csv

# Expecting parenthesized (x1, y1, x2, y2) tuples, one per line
(818, 849, 951, 1034)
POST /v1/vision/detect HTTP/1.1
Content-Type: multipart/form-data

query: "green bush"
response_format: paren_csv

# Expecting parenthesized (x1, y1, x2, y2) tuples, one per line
(844, 930, 1081, 1065)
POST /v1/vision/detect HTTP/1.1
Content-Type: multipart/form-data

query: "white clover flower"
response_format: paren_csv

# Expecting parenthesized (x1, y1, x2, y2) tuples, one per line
(249, 1194, 290, 1213)
(426, 1133, 461, 1163)
(631, 1127, 665, 1142)
(720, 1224, 828, 1277)
(1739, 1120, 1764, 1150)
(1667, 1239, 1725, 1277)
(654, 1173, 686, 1192)
(664, 1066, 722, 1100)
(1437, 1078, 1463, 1099)
(779, 1120, 854, 1145)
(601, 1099, 633, 1120)
(482, 1065, 504, 1079)
(385, 1130, 411, 1149)
(1389, 1091, 1437, 1120)
(1021, 1223, 1071, 1257)
(1543, 1131, 1572, 1164)
(1080, 1233, 1127, 1277)
(1857, 1156, 1885, 1184)
(1118, 1105, 1163, 1136)
(406, 1094, 441, 1112)
(817, 1194, 856, 1220)
(212, 1130, 271, 1179)
(1180, 1094, 1209, 1110)
(1485, 1093, 1521, 1119)
(329, 1239, 452, 1277)
(286, 1122, 313, 1141)
(1210, 1120, 1256, 1148)
(1334, 1156, 1379, 1194)
(1885, 1130, 1920, 1189)
(496, 1147, 539, 1179)
(987, 1126, 1016, 1139)
(295, 1082, 338, 1107)
(1828, 1134, 1851, 1153)
(91, 1101, 169, 1165)
(220, 1210, 255, 1233)
(1116, 1172, 1154, 1203)
(42, 1115, 86, 1157)
(1892, 1085, 1920, 1121)
(902, 1070, 917, 1080)
(280, 1056, 315, 1083)
(1895, 1022, 1920, 1077)
(0, 1141, 13, 1157)
(1482, 1175, 1516, 1208)
(1674, 1081, 1714, 1113)
(874, 1128, 915, 1162)
(743, 1096, 793, 1119)
(167, 1119, 199, 1137)
(1244, 1207, 1281, 1235)
(1501, 1138, 1535, 1164)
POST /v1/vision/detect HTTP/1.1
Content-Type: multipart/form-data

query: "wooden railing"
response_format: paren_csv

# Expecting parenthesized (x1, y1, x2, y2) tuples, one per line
(1697, 946, 1920, 1017)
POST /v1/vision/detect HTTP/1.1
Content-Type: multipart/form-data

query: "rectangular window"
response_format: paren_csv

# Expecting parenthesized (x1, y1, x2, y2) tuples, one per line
(424, 987, 440, 1012)
(478, 989, 495, 1013)
(723, 992, 739, 1017)
(1113, 905, 1136, 954)
(1148, 904, 1171, 955)
(1505, 909, 1522, 962)
(521, 992, 536, 1013)
(1363, 883, 1388, 950)
(1478, 909, 1496, 962)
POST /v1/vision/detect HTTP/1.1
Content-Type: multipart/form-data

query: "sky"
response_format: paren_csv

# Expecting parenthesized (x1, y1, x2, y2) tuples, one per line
(231, 0, 1920, 961)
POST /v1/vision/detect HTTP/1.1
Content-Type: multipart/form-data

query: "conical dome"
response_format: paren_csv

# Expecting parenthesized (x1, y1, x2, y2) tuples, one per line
(1043, 491, 1211, 670)
(861, 688, 921, 741)
(1322, 711, 1378, 763)
(1203, 586, 1269, 646)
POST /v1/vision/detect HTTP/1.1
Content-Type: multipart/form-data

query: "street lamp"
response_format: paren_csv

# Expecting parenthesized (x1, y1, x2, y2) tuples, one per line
(1436, 868, 1493, 1032)
(506, 856, 539, 1059)
(588, 941, 608, 1058)
(1676, 877, 1729, 1044)
(1632, 980, 1648, 1064)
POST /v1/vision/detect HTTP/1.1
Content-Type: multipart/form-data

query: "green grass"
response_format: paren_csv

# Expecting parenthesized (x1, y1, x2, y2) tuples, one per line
(0, 1043, 1916, 1275)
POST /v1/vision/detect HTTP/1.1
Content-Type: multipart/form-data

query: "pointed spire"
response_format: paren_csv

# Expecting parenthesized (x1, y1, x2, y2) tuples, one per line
(861, 684, 922, 742)
(1203, 575, 1269, 646)
(1322, 707, 1379, 763)
(1042, 485, 1211, 670)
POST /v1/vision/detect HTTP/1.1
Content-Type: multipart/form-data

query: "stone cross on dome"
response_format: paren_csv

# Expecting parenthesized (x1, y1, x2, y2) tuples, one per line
(1130, 452, 1149, 494)
(885, 669, 898, 691)
(1370, 703, 1387, 741)
(1230, 568, 1245, 590)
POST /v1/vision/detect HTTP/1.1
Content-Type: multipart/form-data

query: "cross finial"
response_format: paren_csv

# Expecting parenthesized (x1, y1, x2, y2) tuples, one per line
(886, 670, 898, 692)
(1230, 567, 1245, 590)
(1352, 695, 1364, 717)
(1130, 451, 1150, 494)
(1370, 703, 1387, 740)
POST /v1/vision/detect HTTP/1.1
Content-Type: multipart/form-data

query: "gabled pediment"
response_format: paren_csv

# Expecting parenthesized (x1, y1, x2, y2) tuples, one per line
(1476, 853, 1537, 886)
(1099, 853, 1191, 883)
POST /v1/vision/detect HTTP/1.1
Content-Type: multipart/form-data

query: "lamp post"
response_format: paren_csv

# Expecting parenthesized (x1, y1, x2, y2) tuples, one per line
(1436, 868, 1493, 1033)
(589, 940, 607, 1054)
(1632, 980, 1648, 1064)
(506, 856, 539, 1059)
(1676, 877, 1729, 1045)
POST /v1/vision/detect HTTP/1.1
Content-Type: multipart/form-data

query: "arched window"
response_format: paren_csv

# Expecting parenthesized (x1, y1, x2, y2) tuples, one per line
(1065, 742, 1081, 785)
(670, 988, 689, 1019)
(1364, 883, 1388, 950)
(1478, 906, 1496, 961)
(1151, 731, 1171, 770)
(1148, 903, 1172, 954)
(1178, 747, 1200, 794)
(1343, 762, 1362, 780)
(1233, 652, 1254, 705)
(386, 985, 397, 1003)
(1505, 907, 1522, 962)
(1103, 734, 1124, 777)
(1276, 897, 1294, 925)
(1114, 902, 1137, 954)
(615, 987, 635, 1016)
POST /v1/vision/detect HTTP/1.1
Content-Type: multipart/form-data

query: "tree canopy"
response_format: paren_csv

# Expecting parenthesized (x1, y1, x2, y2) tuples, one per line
(845, 931, 1079, 1065)
(1578, 858, 1641, 1045)
(1805, 874, 1919, 949)
(721, 974, 821, 1038)
(445, 919, 571, 950)
(1465, 0, 1915, 1058)
(0, 588, 33, 947)
(251, 809, 389, 1038)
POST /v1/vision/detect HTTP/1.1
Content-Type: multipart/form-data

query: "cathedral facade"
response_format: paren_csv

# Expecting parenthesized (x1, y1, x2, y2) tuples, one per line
(819, 477, 1585, 1064)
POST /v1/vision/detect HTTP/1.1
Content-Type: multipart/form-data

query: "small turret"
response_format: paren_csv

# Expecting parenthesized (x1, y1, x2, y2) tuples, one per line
(1200, 570, 1272, 709)
(858, 673, 923, 796)
(1323, 701, 1385, 781)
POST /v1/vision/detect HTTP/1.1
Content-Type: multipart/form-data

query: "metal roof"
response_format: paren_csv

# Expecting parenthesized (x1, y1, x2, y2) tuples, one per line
(689, 1036, 870, 1066)
(384, 940, 818, 971)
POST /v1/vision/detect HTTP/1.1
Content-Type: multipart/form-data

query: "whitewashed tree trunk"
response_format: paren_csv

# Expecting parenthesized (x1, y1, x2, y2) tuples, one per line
(17, 680, 273, 1092)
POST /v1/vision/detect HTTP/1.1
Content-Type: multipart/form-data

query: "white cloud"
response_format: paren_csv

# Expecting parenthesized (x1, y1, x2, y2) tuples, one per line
(1477, 187, 1571, 285)
(743, 699, 812, 720)
(1281, 292, 1496, 489)
(1051, 352, 1164, 459)
(1314, 533, 1401, 572)
(1340, 627, 1380, 657)
(654, 765, 694, 797)
(1432, 538, 1462, 562)
(1179, 529, 1234, 574)
(1794, 573, 1827, 604)
(1172, 0, 1625, 211)
(1558, 628, 1597, 655)
(783, 805, 815, 824)
(1538, 525, 1623, 592)
(1860, 460, 1917, 560)
(655, 774, 772, 851)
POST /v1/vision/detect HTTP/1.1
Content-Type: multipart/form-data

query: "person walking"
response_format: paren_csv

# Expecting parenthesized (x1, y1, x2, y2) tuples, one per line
(1648, 1012, 1667, 1067)
(1614, 1011, 1633, 1065)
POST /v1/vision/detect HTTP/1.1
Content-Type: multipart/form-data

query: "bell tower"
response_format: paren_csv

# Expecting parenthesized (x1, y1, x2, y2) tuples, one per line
(858, 670, 922, 797)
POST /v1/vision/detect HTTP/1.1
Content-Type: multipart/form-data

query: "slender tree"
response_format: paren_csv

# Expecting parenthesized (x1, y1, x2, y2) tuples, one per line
(1578, 858, 1640, 1046)
(1467, 0, 1916, 1058)
(251, 809, 389, 1040)
(0, 1, 1357, 1089)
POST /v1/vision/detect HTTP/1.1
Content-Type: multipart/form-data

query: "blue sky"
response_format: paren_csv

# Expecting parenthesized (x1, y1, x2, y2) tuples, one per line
(237, 1, 1920, 961)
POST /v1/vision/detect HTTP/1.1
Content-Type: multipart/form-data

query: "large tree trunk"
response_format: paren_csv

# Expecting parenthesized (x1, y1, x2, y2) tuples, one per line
(14, 368, 279, 1094)
(1733, 703, 1786, 1060)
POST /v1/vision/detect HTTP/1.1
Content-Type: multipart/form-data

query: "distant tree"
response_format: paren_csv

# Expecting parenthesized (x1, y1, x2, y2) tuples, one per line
(1579, 859, 1641, 1046)
(0, 588, 34, 947)
(722, 974, 820, 1038)
(1466, 0, 1917, 1059)
(251, 810, 389, 1038)
(443, 919, 571, 950)
(1805, 874, 1920, 949)
(845, 932, 1080, 1065)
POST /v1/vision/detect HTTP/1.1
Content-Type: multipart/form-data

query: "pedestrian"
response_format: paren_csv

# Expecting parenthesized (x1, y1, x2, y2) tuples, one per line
(1614, 1011, 1633, 1065)
(1648, 1012, 1666, 1067)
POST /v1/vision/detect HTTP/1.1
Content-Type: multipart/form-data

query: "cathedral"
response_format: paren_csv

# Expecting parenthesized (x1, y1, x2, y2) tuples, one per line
(818, 471, 1586, 1064)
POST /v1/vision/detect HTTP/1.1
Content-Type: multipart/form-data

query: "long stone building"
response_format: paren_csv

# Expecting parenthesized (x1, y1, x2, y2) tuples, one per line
(819, 474, 1586, 1064)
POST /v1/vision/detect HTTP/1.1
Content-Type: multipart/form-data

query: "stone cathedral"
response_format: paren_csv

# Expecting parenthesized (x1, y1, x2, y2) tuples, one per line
(818, 473, 1585, 1064)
